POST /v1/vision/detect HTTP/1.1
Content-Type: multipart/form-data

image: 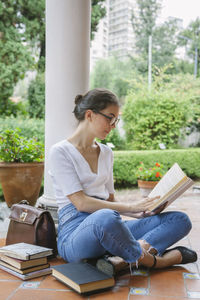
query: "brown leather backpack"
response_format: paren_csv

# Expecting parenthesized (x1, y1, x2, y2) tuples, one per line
(6, 200, 57, 257)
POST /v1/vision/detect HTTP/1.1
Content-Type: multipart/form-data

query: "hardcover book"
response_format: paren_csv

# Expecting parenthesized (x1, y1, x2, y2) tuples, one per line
(0, 254, 47, 270)
(0, 260, 50, 274)
(0, 243, 53, 260)
(0, 264, 52, 280)
(52, 262, 115, 294)
(148, 163, 193, 212)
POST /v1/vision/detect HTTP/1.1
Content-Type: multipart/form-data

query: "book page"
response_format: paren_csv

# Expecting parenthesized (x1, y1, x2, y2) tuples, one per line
(149, 163, 186, 198)
(148, 163, 193, 211)
(150, 177, 193, 211)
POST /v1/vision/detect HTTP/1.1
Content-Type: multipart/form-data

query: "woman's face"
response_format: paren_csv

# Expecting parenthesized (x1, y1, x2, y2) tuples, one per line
(92, 104, 120, 140)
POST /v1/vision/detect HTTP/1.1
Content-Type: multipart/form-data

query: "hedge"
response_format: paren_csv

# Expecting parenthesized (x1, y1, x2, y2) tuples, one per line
(1, 145, 200, 201)
(113, 148, 200, 187)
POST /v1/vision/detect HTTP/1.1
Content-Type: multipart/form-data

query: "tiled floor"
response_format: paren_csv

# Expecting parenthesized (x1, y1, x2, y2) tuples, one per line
(0, 188, 200, 300)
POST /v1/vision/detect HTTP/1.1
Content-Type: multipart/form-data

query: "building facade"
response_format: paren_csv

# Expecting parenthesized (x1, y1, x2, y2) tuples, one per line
(90, 0, 136, 70)
(108, 0, 135, 59)
(90, 0, 109, 70)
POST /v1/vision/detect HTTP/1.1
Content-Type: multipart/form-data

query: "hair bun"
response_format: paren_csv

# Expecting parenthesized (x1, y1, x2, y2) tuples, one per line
(75, 94, 83, 105)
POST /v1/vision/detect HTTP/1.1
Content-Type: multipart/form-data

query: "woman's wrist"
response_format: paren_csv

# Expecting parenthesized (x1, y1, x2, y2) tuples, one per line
(117, 202, 132, 213)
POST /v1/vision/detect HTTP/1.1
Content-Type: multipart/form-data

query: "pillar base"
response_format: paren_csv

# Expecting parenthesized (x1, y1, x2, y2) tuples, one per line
(37, 194, 58, 225)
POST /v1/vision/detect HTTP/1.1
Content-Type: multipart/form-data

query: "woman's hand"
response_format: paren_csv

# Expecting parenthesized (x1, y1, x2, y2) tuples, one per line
(151, 202, 168, 215)
(123, 198, 165, 219)
(122, 210, 157, 219)
(129, 196, 160, 213)
(134, 200, 167, 218)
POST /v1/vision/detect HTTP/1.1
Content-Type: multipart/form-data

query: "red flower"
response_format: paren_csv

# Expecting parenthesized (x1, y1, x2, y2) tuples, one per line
(156, 172, 161, 178)
(155, 163, 160, 167)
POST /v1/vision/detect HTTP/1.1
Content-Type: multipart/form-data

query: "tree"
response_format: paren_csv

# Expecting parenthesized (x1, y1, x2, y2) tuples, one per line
(28, 73, 45, 119)
(91, 0, 106, 40)
(0, 0, 106, 116)
(90, 56, 137, 102)
(178, 18, 200, 77)
(18, 0, 45, 72)
(131, 0, 180, 71)
(0, 0, 33, 116)
(18, 0, 106, 72)
(132, 0, 162, 58)
(152, 19, 180, 68)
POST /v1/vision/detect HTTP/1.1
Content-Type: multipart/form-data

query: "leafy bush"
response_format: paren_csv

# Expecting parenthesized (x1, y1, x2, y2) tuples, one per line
(123, 88, 188, 150)
(186, 96, 200, 133)
(28, 73, 45, 119)
(99, 128, 126, 150)
(0, 116, 44, 142)
(0, 129, 44, 162)
(0, 98, 28, 117)
(113, 148, 200, 187)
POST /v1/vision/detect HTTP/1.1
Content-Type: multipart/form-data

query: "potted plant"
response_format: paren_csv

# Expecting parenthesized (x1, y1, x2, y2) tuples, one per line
(0, 129, 44, 207)
(136, 162, 167, 197)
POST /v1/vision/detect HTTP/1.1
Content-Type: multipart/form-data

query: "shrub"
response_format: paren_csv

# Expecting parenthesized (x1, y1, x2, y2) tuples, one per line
(163, 74, 200, 136)
(113, 148, 200, 187)
(0, 116, 44, 142)
(99, 128, 126, 150)
(186, 95, 200, 134)
(123, 89, 188, 150)
(28, 73, 45, 119)
(0, 98, 28, 117)
(0, 129, 44, 162)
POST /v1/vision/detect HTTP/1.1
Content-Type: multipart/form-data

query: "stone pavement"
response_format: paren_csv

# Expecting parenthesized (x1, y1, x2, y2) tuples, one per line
(0, 186, 200, 300)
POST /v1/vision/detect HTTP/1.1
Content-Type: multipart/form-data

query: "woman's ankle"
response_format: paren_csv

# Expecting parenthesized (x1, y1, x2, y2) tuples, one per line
(139, 249, 182, 269)
(138, 240, 157, 255)
(138, 248, 156, 268)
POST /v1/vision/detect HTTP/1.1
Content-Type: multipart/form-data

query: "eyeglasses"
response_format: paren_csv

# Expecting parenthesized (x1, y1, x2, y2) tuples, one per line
(93, 110, 120, 126)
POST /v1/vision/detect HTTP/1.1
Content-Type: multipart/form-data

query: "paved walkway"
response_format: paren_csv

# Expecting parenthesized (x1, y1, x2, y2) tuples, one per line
(0, 187, 200, 300)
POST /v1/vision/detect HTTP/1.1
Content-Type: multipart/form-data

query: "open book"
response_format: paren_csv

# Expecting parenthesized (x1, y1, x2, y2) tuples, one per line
(148, 163, 193, 212)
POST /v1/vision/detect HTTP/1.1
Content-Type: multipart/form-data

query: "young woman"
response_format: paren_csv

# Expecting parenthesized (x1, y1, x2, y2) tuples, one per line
(49, 88, 197, 273)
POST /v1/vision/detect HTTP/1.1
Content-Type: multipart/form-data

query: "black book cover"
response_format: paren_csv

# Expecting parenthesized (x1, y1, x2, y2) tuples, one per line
(52, 262, 115, 294)
(52, 262, 113, 285)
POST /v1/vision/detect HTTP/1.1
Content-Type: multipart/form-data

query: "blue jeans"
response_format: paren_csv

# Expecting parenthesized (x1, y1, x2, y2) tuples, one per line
(57, 203, 192, 263)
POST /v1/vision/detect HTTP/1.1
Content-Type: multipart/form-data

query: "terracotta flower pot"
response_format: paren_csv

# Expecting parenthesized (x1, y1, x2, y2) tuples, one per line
(137, 180, 159, 197)
(0, 162, 44, 207)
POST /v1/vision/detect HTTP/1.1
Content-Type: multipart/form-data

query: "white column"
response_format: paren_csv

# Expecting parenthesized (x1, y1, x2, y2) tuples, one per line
(38, 0, 91, 217)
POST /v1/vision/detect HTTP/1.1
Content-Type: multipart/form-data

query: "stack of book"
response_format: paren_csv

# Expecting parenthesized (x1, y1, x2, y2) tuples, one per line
(0, 242, 53, 280)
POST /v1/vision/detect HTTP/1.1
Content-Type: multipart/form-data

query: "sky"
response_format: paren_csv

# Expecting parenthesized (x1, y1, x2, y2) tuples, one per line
(159, 0, 200, 27)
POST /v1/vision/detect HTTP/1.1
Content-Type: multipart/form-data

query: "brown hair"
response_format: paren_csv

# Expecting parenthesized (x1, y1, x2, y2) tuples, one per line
(73, 88, 119, 121)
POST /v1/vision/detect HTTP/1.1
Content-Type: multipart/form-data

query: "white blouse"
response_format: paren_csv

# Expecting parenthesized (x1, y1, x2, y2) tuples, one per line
(49, 140, 115, 210)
